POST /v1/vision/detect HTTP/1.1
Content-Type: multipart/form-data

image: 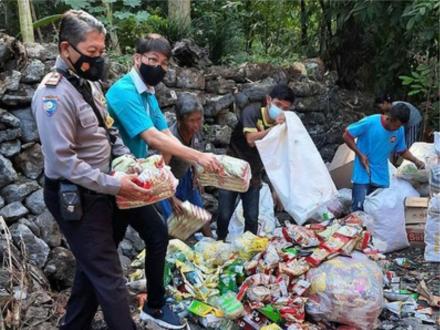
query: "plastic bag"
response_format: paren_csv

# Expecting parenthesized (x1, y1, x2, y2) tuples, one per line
(227, 183, 280, 241)
(113, 155, 178, 208)
(195, 155, 251, 192)
(167, 201, 212, 241)
(256, 112, 337, 225)
(424, 194, 440, 262)
(397, 142, 436, 183)
(363, 178, 419, 253)
(306, 252, 384, 330)
(429, 165, 440, 197)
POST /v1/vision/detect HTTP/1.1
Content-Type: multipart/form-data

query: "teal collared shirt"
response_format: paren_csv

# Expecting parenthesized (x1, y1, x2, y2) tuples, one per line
(106, 68, 168, 158)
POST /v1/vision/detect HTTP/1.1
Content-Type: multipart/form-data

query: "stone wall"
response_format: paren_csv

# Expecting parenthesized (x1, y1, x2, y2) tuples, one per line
(0, 34, 373, 289)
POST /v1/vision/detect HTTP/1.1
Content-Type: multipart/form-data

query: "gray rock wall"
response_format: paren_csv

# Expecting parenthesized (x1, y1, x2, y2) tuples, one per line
(0, 34, 372, 290)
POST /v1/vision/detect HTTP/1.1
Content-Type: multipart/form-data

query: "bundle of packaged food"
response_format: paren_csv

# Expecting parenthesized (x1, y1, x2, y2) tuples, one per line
(195, 155, 252, 193)
(112, 155, 178, 209)
(167, 201, 212, 241)
(306, 252, 384, 330)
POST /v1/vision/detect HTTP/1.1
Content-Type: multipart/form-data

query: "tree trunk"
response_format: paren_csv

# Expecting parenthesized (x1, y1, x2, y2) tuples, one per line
(168, 0, 191, 31)
(300, 0, 307, 47)
(102, 0, 121, 55)
(30, 0, 42, 42)
(17, 0, 34, 43)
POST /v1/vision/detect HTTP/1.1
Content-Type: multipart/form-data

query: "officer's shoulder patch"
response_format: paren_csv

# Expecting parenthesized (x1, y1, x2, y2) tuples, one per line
(42, 72, 62, 87)
(42, 95, 59, 117)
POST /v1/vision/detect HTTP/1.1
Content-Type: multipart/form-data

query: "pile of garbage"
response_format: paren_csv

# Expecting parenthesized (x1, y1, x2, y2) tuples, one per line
(128, 213, 398, 329)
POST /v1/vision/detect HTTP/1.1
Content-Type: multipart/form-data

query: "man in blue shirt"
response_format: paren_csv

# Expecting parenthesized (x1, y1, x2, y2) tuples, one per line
(343, 103, 425, 211)
(106, 34, 220, 329)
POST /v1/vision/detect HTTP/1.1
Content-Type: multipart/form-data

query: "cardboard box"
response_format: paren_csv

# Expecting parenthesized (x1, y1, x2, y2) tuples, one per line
(328, 144, 355, 189)
(404, 197, 429, 247)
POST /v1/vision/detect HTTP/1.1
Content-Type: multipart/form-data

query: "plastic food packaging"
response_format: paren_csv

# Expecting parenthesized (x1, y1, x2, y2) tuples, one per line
(194, 238, 236, 267)
(233, 232, 269, 260)
(167, 201, 212, 241)
(306, 252, 384, 330)
(284, 223, 319, 248)
(112, 155, 178, 208)
(195, 155, 252, 192)
(209, 292, 245, 320)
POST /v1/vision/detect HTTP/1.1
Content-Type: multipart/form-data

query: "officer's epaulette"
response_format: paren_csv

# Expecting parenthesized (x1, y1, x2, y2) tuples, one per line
(42, 72, 62, 87)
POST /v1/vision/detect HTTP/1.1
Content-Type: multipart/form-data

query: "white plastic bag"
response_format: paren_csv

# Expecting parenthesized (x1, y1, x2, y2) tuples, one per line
(256, 112, 337, 225)
(363, 178, 419, 253)
(227, 183, 280, 241)
(397, 142, 436, 183)
(424, 194, 440, 262)
(306, 252, 384, 330)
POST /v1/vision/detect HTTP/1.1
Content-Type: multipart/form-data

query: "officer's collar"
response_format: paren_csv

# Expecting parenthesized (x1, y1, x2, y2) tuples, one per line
(130, 67, 155, 95)
(54, 56, 87, 86)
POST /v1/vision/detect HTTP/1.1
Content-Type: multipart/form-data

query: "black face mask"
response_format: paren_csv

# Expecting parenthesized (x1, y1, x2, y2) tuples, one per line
(139, 62, 166, 86)
(68, 43, 105, 81)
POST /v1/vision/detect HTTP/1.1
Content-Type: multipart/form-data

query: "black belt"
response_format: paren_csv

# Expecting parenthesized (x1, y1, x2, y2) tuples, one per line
(44, 176, 100, 195)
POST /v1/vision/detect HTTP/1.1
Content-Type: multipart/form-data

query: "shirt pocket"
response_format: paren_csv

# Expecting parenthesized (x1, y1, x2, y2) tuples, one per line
(78, 103, 98, 128)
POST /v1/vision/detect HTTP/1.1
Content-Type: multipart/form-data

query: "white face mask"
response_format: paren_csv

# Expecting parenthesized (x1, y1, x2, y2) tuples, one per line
(268, 103, 283, 120)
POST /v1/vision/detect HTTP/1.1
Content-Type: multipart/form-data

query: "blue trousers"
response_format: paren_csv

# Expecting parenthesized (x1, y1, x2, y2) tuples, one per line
(352, 183, 379, 211)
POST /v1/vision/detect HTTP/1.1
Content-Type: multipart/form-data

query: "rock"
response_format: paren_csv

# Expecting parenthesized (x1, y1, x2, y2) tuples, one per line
(289, 79, 328, 97)
(24, 42, 57, 61)
(0, 33, 26, 72)
(304, 58, 325, 81)
(14, 143, 44, 179)
(1, 179, 40, 203)
(155, 83, 178, 108)
(12, 107, 39, 142)
(0, 154, 18, 188)
(0, 128, 21, 143)
(172, 39, 212, 69)
(217, 111, 238, 128)
(176, 68, 205, 90)
(162, 65, 177, 87)
(234, 92, 249, 110)
(1, 84, 34, 107)
(206, 77, 236, 95)
(0, 201, 28, 222)
(118, 253, 131, 272)
(319, 144, 339, 162)
(242, 81, 274, 102)
(0, 43, 13, 71)
(205, 124, 232, 146)
(36, 210, 62, 248)
(294, 94, 330, 113)
(44, 247, 75, 289)
(124, 225, 145, 252)
(205, 65, 246, 83)
(10, 223, 50, 268)
(289, 62, 307, 78)
(0, 70, 21, 96)
(0, 139, 21, 157)
(21, 59, 45, 83)
(25, 188, 45, 215)
(0, 196, 3, 208)
(239, 63, 274, 82)
(164, 111, 177, 127)
(205, 93, 234, 117)
(18, 217, 41, 237)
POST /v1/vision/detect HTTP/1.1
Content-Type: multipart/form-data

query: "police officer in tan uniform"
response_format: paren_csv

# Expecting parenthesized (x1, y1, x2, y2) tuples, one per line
(31, 10, 147, 330)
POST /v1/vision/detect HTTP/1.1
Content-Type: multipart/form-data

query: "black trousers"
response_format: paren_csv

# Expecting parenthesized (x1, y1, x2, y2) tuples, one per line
(113, 204, 168, 310)
(44, 184, 136, 330)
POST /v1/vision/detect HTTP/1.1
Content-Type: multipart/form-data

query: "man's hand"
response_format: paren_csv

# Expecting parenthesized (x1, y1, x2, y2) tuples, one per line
(414, 159, 425, 169)
(197, 152, 222, 172)
(117, 174, 151, 199)
(275, 113, 286, 124)
(360, 154, 370, 174)
(170, 196, 184, 215)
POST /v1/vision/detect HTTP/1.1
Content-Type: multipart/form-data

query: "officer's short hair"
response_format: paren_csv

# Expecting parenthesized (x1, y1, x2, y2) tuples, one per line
(58, 10, 106, 47)
(269, 84, 295, 103)
(176, 93, 203, 120)
(135, 33, 172, 59)
(390, 103, 410, 124)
